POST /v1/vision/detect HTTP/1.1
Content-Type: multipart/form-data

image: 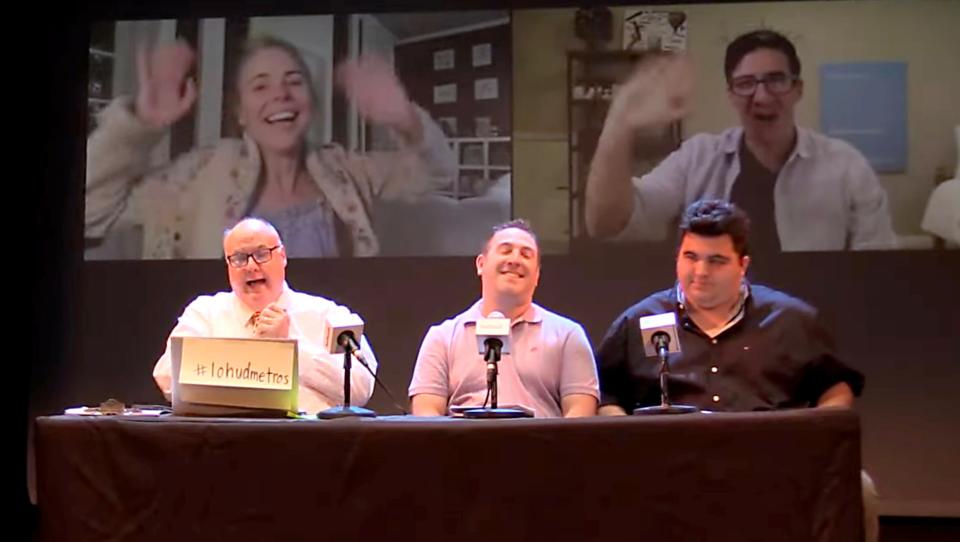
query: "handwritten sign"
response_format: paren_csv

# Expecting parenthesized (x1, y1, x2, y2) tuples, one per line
(177, 337, 296, 390)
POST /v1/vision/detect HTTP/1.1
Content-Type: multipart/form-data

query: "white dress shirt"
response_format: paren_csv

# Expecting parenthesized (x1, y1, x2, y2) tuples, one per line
(153, 283, 377, 414)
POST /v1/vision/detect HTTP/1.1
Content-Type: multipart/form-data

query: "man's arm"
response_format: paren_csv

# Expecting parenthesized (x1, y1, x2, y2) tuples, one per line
(561, 394, 598, 417)
(558, 324, 601, 417)
(845, 151, 897, 249)
(153, 299, 214, 399)
(289, 304, 377, 410)
(585, 119, 641, 238)
(585, 55, 693, 239)
(595, 312, 641, 415)
(795, 303, 864, 407)
(408, 325, 451, 416)
(816, 381, 855, 408)
(411, 393, 448, 416)
(598, 404, 629, 416)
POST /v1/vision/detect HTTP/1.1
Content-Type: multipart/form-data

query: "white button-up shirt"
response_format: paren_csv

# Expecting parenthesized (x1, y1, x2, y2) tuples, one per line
(620, 126, 897, 251)
(153, 283, 377, 414)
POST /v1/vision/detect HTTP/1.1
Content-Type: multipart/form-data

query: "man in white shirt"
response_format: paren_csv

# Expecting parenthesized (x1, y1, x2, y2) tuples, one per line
(153, 217, 376, 414)
(585, 29, 896, 252)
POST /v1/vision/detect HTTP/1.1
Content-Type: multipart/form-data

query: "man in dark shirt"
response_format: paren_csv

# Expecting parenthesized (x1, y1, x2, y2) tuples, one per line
(595, 199, 876, 542)
(596, 199, 863, 414)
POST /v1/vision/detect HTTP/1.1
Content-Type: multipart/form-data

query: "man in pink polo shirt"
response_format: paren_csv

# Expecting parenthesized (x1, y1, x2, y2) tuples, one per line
(408, 219, 599, 417)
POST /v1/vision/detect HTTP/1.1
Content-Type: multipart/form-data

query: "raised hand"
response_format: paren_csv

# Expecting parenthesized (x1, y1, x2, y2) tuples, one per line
(135, 40, 199, 128)
(336, 55, 420, 139)
(607, 53, 694, 131)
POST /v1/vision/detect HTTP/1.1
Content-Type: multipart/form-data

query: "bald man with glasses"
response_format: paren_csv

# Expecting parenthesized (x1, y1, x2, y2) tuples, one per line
(152, 217, 377, 414)
(585, 29, 895, 252)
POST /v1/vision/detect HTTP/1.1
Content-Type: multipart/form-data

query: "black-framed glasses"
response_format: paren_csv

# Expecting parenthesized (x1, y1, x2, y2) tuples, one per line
(729, 71, 798, 96)
(226, 245, 281, 268)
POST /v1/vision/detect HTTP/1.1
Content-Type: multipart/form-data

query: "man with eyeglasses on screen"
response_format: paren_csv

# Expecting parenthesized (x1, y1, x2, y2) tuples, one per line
(585, 29, 896, 253)
(152, 217, 377, 414)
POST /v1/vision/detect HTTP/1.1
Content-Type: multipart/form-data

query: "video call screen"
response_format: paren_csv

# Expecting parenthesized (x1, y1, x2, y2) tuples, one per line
(84, 1, 959, 260)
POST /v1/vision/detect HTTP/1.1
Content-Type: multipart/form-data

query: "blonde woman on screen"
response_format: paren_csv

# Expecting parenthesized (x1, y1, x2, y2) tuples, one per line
(86, 36, 456, 259)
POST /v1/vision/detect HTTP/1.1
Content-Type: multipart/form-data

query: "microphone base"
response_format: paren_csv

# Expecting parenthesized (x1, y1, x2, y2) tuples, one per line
(462, 407, 533, 419)
(633, 404, 699, 415)
(316, 405, 377, 419)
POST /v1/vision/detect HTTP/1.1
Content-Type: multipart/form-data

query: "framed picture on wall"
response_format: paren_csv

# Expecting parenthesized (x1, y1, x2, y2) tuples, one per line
(472, 43, 492, 67)
(622, 10, 687, 52)
(433, 83, 458, 104)
(433, 48, 455, 70)
(474, 77, 499, 100)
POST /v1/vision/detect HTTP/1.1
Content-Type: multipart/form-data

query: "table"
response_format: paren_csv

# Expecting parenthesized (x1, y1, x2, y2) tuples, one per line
(35, 409, 862, 542)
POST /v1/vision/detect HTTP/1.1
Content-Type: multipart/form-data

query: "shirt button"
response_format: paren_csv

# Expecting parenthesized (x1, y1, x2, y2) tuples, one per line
(711, 338, 718, 344)
(712, 395, 720, 403)
(710, 366, 719, 373)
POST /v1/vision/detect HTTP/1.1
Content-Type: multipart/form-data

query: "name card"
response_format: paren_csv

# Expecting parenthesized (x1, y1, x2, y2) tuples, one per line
(177, 337, 296, 390)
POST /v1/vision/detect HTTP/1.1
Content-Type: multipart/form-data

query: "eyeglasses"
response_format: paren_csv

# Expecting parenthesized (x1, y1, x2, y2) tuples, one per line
(729, 71, 798, 97)
(226, 245, 281, 268)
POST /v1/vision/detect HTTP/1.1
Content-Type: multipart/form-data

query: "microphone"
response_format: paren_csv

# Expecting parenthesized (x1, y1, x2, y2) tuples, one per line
(317, 311, 410, 417)
(461, 310, 531, 418)
(475, 310, 511, 360)
(639, 312, 682, 358)
(323, 311, 367, 364)
(634, 311, 697, 415)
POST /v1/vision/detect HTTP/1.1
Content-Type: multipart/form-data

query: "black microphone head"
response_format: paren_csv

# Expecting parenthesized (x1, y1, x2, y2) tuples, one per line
(337, 330, 357, 347)
(651, 331, 671, 349)
(484, 337, 504, 349)
(638, 312, 681, 357)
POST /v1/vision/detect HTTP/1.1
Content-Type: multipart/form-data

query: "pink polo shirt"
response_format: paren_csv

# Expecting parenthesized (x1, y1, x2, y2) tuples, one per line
(409, 301, 599, 417)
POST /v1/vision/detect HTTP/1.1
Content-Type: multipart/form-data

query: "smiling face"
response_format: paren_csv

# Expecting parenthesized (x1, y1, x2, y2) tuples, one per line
(476, 227, 541, 308)
(224, 219, 287, 312)
(727, 48, 803, 140)
(235, 45, 314, 156)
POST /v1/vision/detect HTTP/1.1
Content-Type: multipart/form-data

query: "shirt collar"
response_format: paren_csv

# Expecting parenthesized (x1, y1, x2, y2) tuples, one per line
(675, 280, 751, 330)
(792, 126, 814, 159)
(463, 299, 543, 326)
(722, 125, 812, 160)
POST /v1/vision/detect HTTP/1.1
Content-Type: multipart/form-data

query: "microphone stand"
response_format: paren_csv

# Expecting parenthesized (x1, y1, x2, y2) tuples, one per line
(317, 333, 376, 419)
(634, 335, 698, 415)
(464, 339, 532, 419)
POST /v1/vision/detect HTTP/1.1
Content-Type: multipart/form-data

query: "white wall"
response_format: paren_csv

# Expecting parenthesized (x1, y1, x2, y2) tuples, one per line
(194, 18, 225, 148)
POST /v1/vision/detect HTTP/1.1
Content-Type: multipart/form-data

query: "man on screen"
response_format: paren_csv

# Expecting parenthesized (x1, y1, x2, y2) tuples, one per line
(585, 29, 896, 253)
(408, 219, 599, 417)
(152, 217, 377, 414)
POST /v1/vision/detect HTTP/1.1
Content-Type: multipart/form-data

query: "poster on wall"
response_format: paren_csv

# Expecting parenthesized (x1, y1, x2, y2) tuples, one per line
(433, 48, 454, 70)
(622, 9, 687, 52)
(474, 77, 499, 100)
(820, 61, 907, 173)
(433, 83, 458, 104)
(472, 43, 492, 67)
